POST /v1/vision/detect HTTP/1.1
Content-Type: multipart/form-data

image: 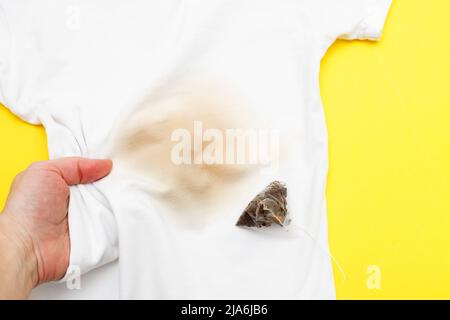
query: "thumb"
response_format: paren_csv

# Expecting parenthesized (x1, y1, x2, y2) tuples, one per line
(45, 157, 113, 186)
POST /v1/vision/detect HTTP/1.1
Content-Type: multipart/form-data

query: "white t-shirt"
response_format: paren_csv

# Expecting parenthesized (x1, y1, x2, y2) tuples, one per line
(0, 0, 392, 299)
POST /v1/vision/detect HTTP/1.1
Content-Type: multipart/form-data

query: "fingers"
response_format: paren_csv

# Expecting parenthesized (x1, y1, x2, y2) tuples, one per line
(44, 157, 113, 186)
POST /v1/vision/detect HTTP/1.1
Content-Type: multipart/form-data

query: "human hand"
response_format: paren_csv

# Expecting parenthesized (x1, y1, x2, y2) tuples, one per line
(0, 157, 112, 299)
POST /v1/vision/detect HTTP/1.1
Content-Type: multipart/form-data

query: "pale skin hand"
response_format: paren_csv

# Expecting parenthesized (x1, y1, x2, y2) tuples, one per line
(0, 157, 112, 299)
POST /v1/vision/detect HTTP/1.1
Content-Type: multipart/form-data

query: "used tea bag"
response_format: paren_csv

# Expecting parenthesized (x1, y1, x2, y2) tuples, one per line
(236, 181, 290, 228)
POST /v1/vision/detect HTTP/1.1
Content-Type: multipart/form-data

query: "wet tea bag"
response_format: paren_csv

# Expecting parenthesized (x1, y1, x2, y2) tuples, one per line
(236, 181, 290, 229)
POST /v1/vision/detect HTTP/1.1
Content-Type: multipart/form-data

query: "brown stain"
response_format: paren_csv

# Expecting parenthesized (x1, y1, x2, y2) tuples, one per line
(110, 76, 263, 220)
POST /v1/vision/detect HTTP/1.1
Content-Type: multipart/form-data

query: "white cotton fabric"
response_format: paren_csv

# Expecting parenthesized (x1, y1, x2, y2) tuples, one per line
(0, 0, 391, 299)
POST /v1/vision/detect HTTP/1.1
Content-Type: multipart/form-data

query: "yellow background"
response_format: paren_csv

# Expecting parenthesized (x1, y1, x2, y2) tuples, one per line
(0, 0, 449, 299)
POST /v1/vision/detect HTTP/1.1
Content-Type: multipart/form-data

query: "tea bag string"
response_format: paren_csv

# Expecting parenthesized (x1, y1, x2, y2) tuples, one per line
(289, 223, 347, 284)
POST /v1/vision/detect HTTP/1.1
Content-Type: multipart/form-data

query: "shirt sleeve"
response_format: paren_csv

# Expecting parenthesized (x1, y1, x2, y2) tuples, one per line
(320, 0, 393, 41)
(0, 4, 10, 105)
(0, 1, 42, 124)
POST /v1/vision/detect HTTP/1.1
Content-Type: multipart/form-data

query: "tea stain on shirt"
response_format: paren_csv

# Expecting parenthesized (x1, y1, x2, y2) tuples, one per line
(109, 76, 272, 225)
